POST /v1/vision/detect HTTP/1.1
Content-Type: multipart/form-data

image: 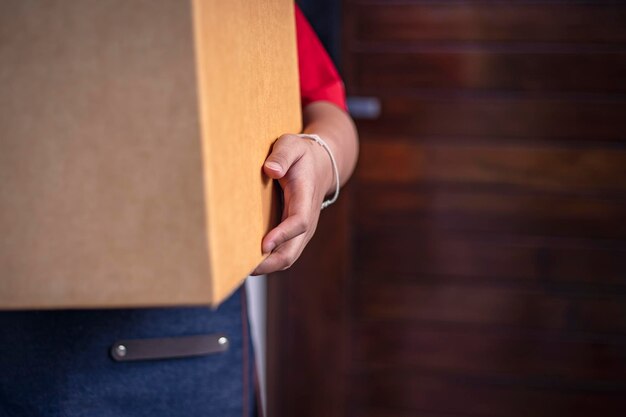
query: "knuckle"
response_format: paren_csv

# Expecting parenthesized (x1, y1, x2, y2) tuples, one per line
(280, 257, 296, 271)
(294, 217, 308, 235)
(275, 134, 306, 154)
(277, 133, 299, 143)
(276, 228, 290, 244)
(273, 253, 294, 271)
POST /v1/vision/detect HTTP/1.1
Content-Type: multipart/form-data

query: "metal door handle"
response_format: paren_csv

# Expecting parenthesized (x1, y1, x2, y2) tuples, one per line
(347, 96, 381, 120)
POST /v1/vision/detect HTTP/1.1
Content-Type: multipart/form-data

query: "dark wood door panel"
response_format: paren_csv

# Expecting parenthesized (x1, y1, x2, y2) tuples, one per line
(272, 2, 626, 416)
(347, 406, 467, 417)
(355, 281, 626, 333)
(267, 197, 351, 417)
(353, 322, 626, 382)
(355, 186, 626, 239)
(350, 370, 626, 417)
(355, 96, 626, 141)
(355, 230, 626, 285)
(357, 232, 540, 282)
(348, 407, 471, 417)
(358, 141, 626, 192)
(348, 2, 626, 44)
(347, 408, 470, 417)
(352, 51, 626, 94)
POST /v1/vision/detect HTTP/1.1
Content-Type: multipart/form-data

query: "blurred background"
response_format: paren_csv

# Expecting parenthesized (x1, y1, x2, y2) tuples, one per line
(268, 1, 626, 416)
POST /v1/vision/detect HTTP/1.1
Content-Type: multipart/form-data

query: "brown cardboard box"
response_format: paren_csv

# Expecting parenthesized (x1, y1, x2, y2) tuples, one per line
(0, 0, 301, 308)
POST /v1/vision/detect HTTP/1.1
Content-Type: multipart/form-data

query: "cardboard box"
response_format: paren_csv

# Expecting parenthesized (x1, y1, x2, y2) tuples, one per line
(0, 0, 301, 308)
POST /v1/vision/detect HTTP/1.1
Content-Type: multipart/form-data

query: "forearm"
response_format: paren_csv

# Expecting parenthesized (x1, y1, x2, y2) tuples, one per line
(302, 101, 359, 195)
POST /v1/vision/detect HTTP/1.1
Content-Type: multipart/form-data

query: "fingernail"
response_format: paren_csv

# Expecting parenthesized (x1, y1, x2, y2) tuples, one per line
(265, 161, 282, 172)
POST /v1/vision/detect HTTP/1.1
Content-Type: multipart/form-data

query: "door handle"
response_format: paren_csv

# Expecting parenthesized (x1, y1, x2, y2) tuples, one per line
(346, 96, 381, 120)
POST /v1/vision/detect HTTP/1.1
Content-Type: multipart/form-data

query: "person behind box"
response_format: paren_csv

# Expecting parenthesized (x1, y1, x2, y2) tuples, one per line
(0, 6, 358, 416)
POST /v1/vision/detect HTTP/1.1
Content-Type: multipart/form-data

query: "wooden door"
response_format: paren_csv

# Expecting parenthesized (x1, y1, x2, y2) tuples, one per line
(269, 2, 626, 416)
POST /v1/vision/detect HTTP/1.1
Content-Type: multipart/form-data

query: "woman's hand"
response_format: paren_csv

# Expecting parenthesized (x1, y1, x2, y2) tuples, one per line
(251, 101, 358, 275)
(250, 133, 334, 275)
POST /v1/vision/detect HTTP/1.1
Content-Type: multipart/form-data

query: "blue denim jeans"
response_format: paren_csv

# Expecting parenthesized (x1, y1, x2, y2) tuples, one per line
(0, 287, 256, 417)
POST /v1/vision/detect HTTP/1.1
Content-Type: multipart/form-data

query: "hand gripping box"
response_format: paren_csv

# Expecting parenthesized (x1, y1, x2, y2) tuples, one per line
(0, 0, 301, 308)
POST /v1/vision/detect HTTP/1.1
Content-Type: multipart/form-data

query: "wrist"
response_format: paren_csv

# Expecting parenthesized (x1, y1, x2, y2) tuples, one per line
(298, 133, 340, 209)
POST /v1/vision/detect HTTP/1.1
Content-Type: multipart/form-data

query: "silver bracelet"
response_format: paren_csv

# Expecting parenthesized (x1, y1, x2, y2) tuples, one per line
(297, 133, 340, 210)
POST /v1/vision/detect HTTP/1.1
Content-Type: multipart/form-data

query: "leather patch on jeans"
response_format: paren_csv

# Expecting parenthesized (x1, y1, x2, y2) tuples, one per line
(110, 333, 229, 362)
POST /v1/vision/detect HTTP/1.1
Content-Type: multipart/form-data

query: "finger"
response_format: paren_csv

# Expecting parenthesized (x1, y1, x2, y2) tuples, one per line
(263, 168, 317, 252)
(261, 213, 308, 254)
(263, 134, 305, 179)
(252, 233, 308, 275)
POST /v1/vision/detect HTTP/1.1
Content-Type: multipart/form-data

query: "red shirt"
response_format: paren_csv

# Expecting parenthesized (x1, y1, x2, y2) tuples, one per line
(295, 7, 347, 111)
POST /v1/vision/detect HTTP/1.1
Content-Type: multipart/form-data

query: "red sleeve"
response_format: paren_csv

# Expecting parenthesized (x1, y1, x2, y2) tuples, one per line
(295, 6, 347, 111)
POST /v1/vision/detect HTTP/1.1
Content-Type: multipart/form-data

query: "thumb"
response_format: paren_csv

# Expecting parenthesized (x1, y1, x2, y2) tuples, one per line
(263, 134, 304, 179)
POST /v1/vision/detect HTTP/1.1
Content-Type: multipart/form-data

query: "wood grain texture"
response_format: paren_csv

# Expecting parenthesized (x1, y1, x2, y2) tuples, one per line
(354, 96, 626, 141)
(353, 51, 626, 94)
(355, 230, 626, 285)
(355, 183, 626, 239)
(358, 141, 626, 191)
(355, 280, 626, 333)
(267, 195, 352, 417)
(272, 1, 626, 416)
(347, 408, 465, 417)
(350, 369, 626, 417)
(349, 3, 626, 44)
(353, 321, 626, 381)
(355, 281, 566, 329)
